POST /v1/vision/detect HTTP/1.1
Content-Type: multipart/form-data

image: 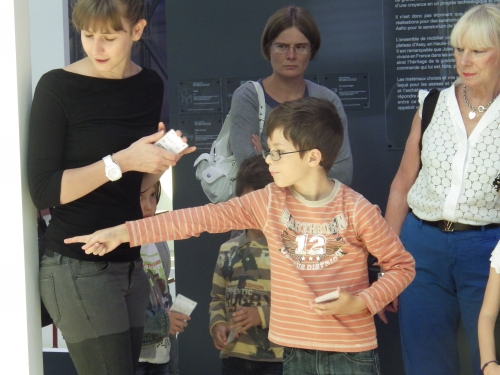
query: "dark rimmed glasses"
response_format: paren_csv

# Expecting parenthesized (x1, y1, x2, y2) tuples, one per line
(262, 149, 311, 161)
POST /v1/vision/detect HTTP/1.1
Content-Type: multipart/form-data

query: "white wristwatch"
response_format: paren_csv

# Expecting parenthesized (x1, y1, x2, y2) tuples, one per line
(103, 155, 122, 181)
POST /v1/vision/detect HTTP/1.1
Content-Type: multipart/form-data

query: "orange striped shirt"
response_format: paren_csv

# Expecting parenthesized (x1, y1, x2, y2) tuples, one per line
(127, 181, 415, 352)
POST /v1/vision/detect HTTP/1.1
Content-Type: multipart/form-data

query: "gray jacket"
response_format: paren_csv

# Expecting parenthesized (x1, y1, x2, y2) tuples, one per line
(228, 79, 353, 185)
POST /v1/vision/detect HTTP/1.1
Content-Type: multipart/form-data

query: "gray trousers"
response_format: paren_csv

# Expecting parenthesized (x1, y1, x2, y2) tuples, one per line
(40, 252, 150, 375)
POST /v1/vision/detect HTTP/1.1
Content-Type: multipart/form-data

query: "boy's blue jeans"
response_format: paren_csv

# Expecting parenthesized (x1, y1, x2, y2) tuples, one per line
(221, 357, 283, 375)
(399, 213, 500, 375)
(282, 347, 380, 375)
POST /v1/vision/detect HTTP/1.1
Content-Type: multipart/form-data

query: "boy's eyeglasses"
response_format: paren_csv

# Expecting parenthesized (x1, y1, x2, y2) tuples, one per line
(262, 149, 311, 161)
(271, 43, 311, 55)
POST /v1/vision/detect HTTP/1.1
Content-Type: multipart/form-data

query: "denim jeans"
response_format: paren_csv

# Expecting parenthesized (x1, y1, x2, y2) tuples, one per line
(399, 213, 500, 375)
(136, 361, 169, 375)
(40, 252, 150, 375)
(282, 347, 380, 375)
(221, 357, 283, 375)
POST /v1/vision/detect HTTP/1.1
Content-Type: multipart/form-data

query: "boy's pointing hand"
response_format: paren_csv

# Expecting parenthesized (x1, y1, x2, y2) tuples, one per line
(64, 224, 129, 256)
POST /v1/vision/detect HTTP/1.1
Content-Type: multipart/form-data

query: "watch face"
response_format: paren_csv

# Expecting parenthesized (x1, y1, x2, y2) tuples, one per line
(103, 155, 122, 181)
(109, 167, 121, 179)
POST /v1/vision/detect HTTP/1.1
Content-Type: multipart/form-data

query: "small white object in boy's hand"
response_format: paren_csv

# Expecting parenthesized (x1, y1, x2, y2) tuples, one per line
(154, 129, 189, 154)
(312, 287, 340, 304)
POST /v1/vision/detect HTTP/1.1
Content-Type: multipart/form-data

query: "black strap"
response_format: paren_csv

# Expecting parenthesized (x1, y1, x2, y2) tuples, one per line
(419, 88, 440, 150)
(37, 209, 54, 327)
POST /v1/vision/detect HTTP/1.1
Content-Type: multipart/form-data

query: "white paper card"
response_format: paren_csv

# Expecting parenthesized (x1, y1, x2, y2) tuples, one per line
(154, 129, 189, 154)
(314, 288, 340, 303)
(170, 294, 197, 316)
(227, 328, 237, 344)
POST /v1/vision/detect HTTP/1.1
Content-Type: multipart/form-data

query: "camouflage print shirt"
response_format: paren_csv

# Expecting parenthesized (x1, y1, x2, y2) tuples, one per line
(209, 232, 283, 362)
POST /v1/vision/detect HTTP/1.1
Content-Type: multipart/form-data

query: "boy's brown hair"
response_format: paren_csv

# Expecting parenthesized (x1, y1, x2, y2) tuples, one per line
(265, 97, 344, 173)
(235, 155, 273, 197)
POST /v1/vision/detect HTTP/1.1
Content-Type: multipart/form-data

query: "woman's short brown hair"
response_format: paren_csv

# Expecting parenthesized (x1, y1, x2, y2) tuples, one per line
(72, 0, 144, 32)
(261, 6, 321, 61)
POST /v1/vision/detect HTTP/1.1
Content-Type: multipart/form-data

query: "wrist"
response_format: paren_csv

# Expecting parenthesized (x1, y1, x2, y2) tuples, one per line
(482, 360, 498, 373)
(118, 224, 130, 244)
(112, 149, 130, 173)
(353, 295, 368, 313)
(210, 321, 226, 335)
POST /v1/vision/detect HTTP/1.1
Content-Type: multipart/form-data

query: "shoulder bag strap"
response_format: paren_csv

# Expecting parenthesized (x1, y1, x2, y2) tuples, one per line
(420, 88, 440, 150)
(251, 81, 266, 135)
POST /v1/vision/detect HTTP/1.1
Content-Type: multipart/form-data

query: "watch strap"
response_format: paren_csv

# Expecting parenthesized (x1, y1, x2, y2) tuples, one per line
(102, 155, 115, 167)
(102, 154, 122, 181)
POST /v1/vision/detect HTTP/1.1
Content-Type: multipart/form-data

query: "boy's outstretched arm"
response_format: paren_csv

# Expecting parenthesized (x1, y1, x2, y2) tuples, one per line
(64, 224, 130, 256)
(66, 190, 265, 255)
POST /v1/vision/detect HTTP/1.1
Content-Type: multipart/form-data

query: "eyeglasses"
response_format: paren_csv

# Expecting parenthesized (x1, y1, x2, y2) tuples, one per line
(262, 149, 311, 161)
(271, 43, 311, 55)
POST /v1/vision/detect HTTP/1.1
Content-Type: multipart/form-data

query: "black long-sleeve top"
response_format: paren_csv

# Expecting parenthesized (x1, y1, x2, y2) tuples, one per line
(28, 68, 163, 262)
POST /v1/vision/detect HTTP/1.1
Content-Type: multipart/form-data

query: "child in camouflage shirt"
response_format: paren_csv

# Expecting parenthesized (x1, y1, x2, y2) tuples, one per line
(209, 155, 283, 375)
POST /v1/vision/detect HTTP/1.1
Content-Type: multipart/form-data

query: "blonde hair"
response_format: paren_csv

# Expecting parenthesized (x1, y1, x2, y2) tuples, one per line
(72, 0, 144, 32)
(450, 3, 500, 50)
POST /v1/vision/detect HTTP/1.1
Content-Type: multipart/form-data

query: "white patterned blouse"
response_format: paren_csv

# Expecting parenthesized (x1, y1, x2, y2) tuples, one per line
(408, 79, 500, 226)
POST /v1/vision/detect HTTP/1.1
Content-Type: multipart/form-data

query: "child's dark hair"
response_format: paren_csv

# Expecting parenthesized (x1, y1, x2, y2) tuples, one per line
(141, 181, 162, 204)
(265, 97, 344, 173)
(154, 180, 162, 203)
(235, 155, 273, 197)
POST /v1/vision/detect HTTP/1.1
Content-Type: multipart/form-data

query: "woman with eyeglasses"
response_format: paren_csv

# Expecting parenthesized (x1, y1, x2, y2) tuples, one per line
(229, 6, 353, 185)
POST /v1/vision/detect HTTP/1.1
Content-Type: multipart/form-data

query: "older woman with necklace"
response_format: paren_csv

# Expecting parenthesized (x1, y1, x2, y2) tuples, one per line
(385, 4, 500, 375)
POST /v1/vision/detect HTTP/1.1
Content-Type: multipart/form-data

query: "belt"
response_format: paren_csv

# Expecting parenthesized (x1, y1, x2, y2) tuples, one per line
(413, 212, 500, 232)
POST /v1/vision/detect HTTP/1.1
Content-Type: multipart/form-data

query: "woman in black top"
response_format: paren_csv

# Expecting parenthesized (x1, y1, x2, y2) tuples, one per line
(27, 1, 193, 374)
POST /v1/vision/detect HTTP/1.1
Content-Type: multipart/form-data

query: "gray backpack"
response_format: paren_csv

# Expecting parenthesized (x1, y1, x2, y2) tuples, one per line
(193, 81, 265, 203)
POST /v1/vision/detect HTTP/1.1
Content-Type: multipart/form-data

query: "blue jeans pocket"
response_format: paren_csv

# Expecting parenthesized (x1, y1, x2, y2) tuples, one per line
(283, 347, 297, 365)
(341, 350, 380, 374)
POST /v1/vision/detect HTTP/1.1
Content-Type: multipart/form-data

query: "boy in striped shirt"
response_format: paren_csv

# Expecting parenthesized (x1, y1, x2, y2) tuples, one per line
(66, 97, 415, 375)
